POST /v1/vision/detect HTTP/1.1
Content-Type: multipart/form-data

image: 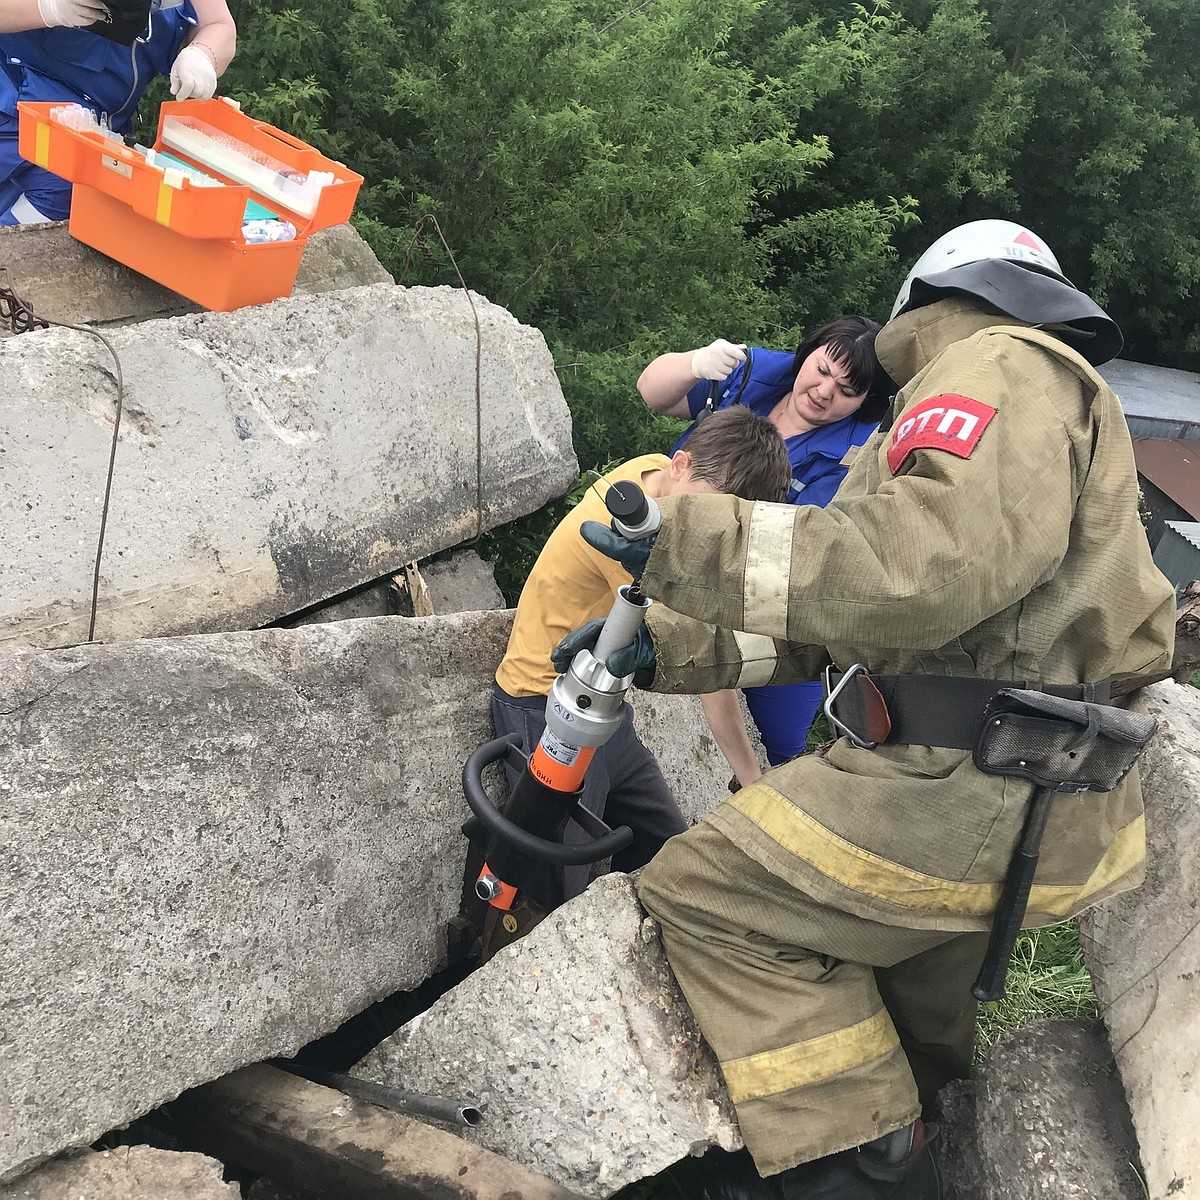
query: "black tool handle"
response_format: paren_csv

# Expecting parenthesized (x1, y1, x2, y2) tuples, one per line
(606, 479, 660, 542)
(462, 735, 633, 866)
(605, 479, 651, 528)
(972, 787, 1054, 1001)
(971, 848, 1038, 1001)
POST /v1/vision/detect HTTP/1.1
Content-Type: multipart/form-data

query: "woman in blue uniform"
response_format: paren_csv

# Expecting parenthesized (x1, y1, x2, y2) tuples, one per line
(0, 0, 236, 224)
(638, 316, 894, 781)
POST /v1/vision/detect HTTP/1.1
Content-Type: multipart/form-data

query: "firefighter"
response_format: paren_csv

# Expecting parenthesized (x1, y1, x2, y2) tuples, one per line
(553, 219, 1176, 1198)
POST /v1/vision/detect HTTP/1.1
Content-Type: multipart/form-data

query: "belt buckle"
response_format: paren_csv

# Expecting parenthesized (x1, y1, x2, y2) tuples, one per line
(822, 663, 878, 750)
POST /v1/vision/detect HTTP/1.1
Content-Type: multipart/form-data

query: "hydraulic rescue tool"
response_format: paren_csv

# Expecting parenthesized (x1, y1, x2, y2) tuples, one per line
(461, 480, 660, 961)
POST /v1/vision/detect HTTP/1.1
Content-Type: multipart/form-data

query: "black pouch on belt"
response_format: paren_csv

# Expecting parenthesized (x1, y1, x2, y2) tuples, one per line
(973, 689, 1157, 792)
(87, 0, 153, 44)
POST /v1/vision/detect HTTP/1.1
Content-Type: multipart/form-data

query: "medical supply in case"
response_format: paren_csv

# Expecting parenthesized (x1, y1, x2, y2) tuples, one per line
(16, 96, 362, 311)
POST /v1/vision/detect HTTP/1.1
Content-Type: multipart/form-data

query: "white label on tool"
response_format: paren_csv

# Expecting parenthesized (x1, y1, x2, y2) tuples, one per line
(101, 156, 133, 178)
(539, 728, 580, 767)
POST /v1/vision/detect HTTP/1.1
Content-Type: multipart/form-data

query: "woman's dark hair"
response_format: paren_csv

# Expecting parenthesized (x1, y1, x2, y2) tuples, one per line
(793, 315, 896, 423)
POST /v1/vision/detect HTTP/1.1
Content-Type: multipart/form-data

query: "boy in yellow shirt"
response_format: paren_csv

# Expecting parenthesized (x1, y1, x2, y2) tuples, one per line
(493, 405, 791, 899)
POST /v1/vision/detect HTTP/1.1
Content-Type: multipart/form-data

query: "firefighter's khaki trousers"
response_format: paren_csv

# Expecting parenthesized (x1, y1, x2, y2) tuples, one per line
(637, 821, 989, 1177)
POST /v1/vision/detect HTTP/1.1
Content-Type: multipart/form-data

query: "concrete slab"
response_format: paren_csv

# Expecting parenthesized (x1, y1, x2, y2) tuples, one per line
(280, 578, 402, 626)
(1079, 680, 1200, 1200)
(0, 613, 505, 1182)
(355, 873, 741, 1199)
(0, 221, 393, 332)
(0, 280, 576, 649)
(280, 553, 505, 630)
(0, 612, 736, 1183)
(0, 1146, 238, 1200)
(936, 1020, 1144, 1200)
(422, 550, 506, 614)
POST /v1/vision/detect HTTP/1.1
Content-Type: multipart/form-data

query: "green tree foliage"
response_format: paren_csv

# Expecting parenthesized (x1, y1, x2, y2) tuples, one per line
(218, 0, 1200, 583)
(221, 0, 1200, 385)
(985, 0, 1200, 366)
(221, 0, 911, 467)
(730, 0, 1200, 366)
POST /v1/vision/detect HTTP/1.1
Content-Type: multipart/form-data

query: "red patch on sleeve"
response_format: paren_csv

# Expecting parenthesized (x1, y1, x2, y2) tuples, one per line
(886, 394, 997, 474)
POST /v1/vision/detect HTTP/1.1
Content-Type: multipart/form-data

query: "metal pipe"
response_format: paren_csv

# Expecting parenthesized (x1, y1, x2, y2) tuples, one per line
(592, 583, 652, 669)
(289, 1065, 484, 1128)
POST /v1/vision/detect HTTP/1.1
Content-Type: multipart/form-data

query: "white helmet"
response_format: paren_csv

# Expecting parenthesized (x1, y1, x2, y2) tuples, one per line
(891, 220, 1067, 318)
(889, 218, 1122, 365)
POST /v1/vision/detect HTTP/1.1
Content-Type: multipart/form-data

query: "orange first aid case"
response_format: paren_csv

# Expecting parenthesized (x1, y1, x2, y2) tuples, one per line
(17, 97, 364, 312)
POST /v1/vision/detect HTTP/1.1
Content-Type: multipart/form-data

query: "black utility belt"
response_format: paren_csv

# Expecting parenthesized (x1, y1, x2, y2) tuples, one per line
(822, 665, 1112, 752)
(823, 667, 1160, 1010)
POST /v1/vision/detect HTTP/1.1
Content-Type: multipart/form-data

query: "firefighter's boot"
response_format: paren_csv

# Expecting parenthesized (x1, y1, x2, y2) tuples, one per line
(702, 1121, 943, 1200)
(804, 1121, 944, 1199)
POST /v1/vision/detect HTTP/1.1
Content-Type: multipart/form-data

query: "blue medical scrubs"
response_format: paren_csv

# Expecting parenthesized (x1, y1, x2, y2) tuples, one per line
(0, 4, 194, 223)
(676, 347, 879, 764)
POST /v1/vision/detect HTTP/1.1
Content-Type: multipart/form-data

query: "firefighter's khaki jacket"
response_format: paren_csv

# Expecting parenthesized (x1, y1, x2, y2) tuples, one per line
(640, 298, 1176, 932)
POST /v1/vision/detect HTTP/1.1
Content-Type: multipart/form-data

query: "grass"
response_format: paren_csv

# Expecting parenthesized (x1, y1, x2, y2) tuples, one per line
(974, 919, 1098, 1061)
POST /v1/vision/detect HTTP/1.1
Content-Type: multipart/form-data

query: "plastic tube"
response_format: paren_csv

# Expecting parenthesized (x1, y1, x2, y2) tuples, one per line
(161, 116, 331, 217)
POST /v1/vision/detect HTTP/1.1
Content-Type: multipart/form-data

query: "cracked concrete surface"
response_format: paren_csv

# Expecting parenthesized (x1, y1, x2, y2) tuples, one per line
(355, 874, 740, 1198)
(1, 282, 576, 649)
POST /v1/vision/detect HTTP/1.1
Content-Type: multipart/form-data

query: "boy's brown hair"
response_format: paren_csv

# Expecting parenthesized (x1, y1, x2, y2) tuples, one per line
(684, 405, 791, 503)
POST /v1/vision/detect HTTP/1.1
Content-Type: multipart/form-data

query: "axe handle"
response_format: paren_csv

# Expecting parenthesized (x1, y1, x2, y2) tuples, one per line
(972, 787, 1055, 1002)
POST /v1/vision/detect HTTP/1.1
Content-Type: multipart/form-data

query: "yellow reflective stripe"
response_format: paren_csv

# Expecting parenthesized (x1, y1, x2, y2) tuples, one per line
(722, 1008, 899, 1104)
(34, 122, 51, 168)
(156, 184, 173, 227)
(1069, 814, 1145, 908)
(733, 629, 778, 688)
(743, 503, 794, 635)
(729, 785, 1145, 918)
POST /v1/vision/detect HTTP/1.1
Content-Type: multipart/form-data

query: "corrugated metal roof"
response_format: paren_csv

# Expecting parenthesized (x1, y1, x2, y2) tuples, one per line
(1165, 521, 1200, 552)
(1102, 358, 1200, 426)
(1153, 522, 1200, 593)
(1132, 438, 1200, 517)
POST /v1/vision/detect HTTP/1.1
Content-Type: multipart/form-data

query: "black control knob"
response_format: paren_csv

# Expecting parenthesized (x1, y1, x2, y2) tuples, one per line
(605, 480, 648, 526)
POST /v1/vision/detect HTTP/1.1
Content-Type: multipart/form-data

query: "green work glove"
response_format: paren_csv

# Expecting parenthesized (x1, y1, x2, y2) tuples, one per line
(579, 520, 656, 579)
(551, 619, 657, 686)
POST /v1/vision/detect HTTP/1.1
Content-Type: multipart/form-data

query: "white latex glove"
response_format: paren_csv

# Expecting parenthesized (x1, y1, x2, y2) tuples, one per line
(37, 0, 109, 27)
(690, 338, 747, 381)
(169, 44, 218, 101)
